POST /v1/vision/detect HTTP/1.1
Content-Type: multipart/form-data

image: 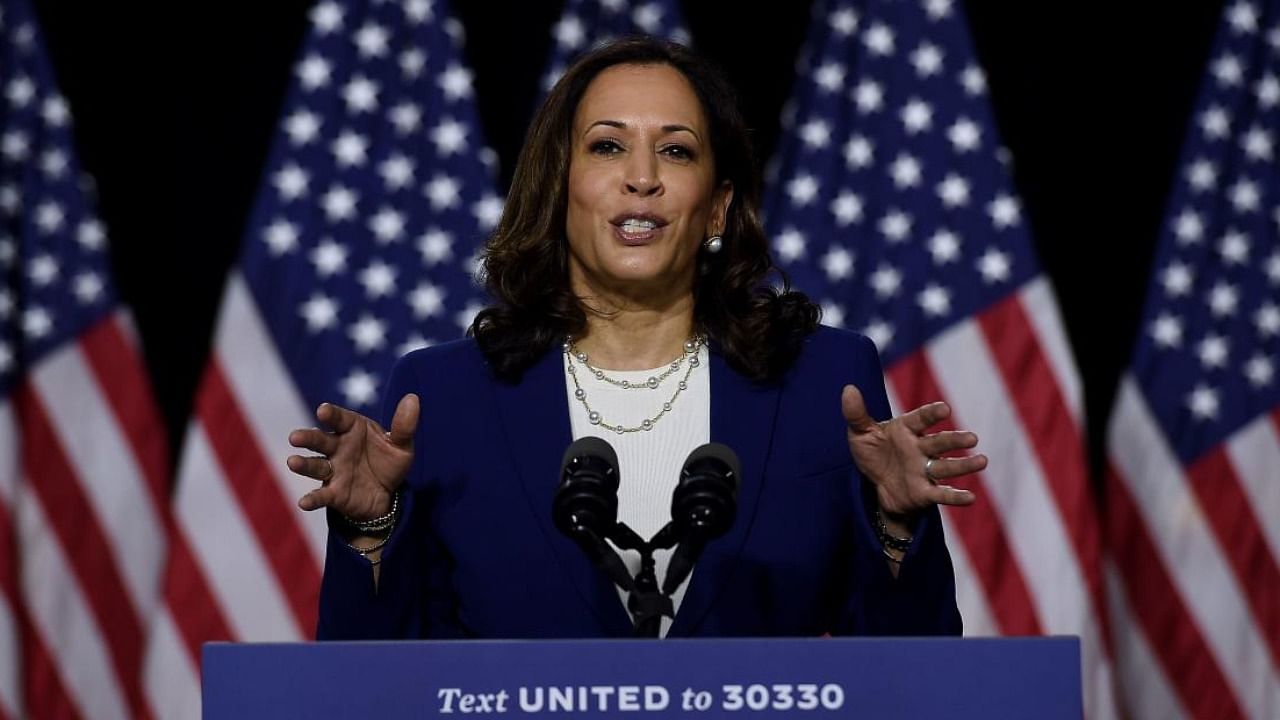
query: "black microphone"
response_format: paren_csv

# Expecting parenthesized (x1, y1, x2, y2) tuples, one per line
(553, 436, 633, 590)
(663, 443, 741, 595)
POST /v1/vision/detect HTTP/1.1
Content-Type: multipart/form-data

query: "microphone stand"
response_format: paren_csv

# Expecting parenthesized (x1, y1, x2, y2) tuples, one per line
(610, 522, 682, 638)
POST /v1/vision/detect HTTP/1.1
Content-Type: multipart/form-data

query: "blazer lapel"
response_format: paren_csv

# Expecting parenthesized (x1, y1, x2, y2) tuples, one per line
(491, 344, 634, 635)
(668, 347, 779, 636)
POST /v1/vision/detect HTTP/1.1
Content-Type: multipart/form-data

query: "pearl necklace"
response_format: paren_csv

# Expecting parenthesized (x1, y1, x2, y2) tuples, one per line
(563, 335, 704, 434)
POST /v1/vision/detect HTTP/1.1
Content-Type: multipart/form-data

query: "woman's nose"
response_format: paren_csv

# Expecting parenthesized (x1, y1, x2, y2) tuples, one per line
(623, 153, 662, 196)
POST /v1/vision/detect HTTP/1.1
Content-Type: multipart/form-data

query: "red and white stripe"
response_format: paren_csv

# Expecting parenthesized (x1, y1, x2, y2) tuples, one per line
(883, 277, 1118, 720)
(1107, 379, 1280, 719)
(143, 273, 329, 717)
(0, 312, 169, 720)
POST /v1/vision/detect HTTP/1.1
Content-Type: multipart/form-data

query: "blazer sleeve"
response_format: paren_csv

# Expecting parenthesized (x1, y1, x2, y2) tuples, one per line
(316, 352, 461, 640)
(832, 334, 963, 637)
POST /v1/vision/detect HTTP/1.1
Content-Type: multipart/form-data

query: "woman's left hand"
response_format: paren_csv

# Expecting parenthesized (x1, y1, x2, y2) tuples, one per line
(841, 384, 984, 518)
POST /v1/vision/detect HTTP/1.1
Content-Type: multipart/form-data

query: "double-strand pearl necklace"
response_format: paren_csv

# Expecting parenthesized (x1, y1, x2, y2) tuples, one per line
(564, 335, 705, 434)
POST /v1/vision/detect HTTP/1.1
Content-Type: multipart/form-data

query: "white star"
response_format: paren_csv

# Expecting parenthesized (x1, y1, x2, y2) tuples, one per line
(1, 131, 28, 161)
(1228, 178, 1260, 212)
(1218, 230, 1250, 264)
(1267, 250, 1280, 284)
(1256, 302, 1280, 336)
(937, 173, 970, 207)
(430, 118, 468, 156)
(0, 343, 11, 374)
(800, 119, 831, 148)
(72, 273, 102, 304)
(78, 220, 105, 250)
(263, 219, 299, 255)
(439, 64, 474, 101)
(369, 207, 405, 243)
(960, 65, 986, 95)
(988, 194, 1021, 229)
(455, 300, 484, 332)
(409, 282, 446, 318)
(404, 0, 433, 23)
(1227, 1, 1259, 33)
(1207, 282, 1239, 316)
(863, 319, 894, 350)
(472, 193, 504, 229)
(864, 23, 894, 55)
(310, 239, 348, 277)
(819, 300, 845, 328)
(349, 314, 387, 353)
(273, 163, 309, 201)
(400, 48, 426, 79)
(830, 191, 863, 225)
(911, 43, 944, 77)
(774, 227, 806, 263)
(631, 3, 665, 32)
(928, 230, 961, 264)
(0, 185, 19, 215)
(870, 264, 902, 298)
(23, 306, 53, 340)
(1160, 261, 1194, 296)
(424, 174, 461, 210)
(39, 150, 66, 178)
(1200, 105, 1230, 139)
(977, 248, 1011, 283)
(0, 290, 12, 318)
(354, 22, 390, 57)
(398, 334, 432, 357)
(389, 103, 422, 134)
(1150, 313, 1183, 348)
(42, 95, 70, 126)
(322, 185, 359, 221)
(340, 369, 378, 408)
(1186, 158, 1217, 191)
(925, 0, 954, 18)
(1245, 355, 1274, 387)
(35, 201, 63, 234)
(1186, 384, 1219, 420)
(0, 241, 12, 268)
(900, 98, 933, 133)
(786, 174, 820, 206)
(311, 1, 344, 34)
(284, 110, 321, 145)
(852, 79, 884, 113)
(379, 153, 415, 191)
(820, 245, 855, 281)
(6, 76, 34, 108)
(417, 228, 452, 265)
(331, 130, 369, 167)
(342, 76, 380, 113)
(1197, 334, 1229, 369)
(829, 8, 859, 35)
(1211, 54, 1244, 86)
(358, 260, 397, 298)
(296, 54, 331, 90)
(889, 153, 922, 188)
(1173, 209, 1204, 244)
(814, 62, 846, 92)
(554, 15, 585, 49)
(1241, 125, 1273, 161)
(28, 254, 58, 286)
(1257, 74, 1280, 108)
(300, 294, 339, 331)
(878, 210, 912, 242)
(947, 118, 981, 152)
(918, 284, 951, 317)
(843, 135, 874, 169)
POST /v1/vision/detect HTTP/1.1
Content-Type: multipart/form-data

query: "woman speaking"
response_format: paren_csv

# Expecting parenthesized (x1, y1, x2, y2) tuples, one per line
(288, 38, 985, 639)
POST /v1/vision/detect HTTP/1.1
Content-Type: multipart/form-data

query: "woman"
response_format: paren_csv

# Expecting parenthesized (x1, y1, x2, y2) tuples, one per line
(289, 38, 984, 639)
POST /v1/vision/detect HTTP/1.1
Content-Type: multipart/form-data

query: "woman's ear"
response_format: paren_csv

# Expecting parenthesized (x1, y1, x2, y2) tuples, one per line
(708, 180, 735, 235)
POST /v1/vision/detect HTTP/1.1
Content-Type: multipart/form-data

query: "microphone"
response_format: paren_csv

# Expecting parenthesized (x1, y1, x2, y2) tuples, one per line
(663, 443, 741, 595)
(553, 436, 633, 590)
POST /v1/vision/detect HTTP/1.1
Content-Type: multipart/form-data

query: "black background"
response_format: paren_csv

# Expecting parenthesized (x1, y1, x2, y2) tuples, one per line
(28, 1, 1224, 476)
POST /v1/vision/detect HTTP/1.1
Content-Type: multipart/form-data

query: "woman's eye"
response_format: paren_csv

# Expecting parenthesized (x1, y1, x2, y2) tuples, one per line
(661, 144, 694, 160)
(589, 139, 622, 155)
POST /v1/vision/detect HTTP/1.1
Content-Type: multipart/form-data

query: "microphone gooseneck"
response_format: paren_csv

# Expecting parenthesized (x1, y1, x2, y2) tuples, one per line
(663, 443, 741, 596)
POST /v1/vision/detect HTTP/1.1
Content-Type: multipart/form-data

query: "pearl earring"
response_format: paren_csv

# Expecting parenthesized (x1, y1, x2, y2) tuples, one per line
(703, 234, 723, 253)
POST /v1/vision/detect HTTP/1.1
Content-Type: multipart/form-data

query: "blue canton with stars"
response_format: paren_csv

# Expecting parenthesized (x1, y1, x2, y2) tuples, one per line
(1130, 0, 1280, 463)
(239, 0, 501, 414)
(0, 0, 117, 397)
(541, 0, 689, 95)
(762, 0, 1039, 368)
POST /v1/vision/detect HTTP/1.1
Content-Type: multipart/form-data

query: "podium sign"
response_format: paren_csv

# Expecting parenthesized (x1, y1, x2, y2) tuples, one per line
(204, 636, 1080, 718)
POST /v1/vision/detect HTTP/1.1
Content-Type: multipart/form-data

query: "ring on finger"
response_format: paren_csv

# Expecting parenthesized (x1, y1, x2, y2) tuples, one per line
(923, 457, 939, 483)
(320, 457, 334, 481)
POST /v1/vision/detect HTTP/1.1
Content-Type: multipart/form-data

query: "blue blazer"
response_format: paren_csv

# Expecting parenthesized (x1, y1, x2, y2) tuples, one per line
(317, 326, 962, 639)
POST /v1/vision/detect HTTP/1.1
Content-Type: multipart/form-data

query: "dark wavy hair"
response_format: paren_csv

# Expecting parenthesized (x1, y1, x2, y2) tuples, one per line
(471, 37, 819, 383)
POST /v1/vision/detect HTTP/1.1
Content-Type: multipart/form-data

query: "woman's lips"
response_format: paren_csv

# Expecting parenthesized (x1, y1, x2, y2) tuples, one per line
(614, 222, 663, 245)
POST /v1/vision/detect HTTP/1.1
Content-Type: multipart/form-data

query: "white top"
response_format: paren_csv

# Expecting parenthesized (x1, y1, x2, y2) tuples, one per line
(563, 344, 711, 637)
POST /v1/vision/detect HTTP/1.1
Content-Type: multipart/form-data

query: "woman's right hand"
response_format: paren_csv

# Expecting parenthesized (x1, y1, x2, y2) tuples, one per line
(289, 393, 420, 521)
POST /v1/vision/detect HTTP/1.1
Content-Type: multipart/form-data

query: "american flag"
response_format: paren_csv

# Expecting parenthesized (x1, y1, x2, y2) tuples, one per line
(0, 0, 170, 718)
(762, 0, 1118, 717)
(1105, 1, 1280, 717)
(541, 0, 689, 93)
(140, 0, 499, 715)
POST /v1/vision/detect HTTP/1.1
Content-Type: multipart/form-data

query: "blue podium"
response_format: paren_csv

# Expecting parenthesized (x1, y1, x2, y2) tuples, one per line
(204, 636, 1080, 718)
